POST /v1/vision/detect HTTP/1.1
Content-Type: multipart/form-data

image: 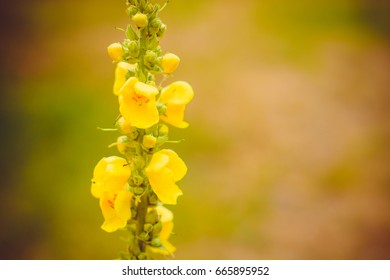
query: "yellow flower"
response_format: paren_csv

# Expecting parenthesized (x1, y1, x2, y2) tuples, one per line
(145, 149, 187, 205)
(161, 53, 180, 74)
(113, 62, 137, 95)
(100, 190, 132, 232)
(160, 81, 194, 128)
(118, 77, 159, 129)
(91, 156, 130, 198)
(147, 206, 175, 256)
(107, 42, 123, 62)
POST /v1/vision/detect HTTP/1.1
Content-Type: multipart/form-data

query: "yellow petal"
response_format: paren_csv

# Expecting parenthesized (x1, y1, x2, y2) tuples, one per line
(159, 149, 187, 182)
(119, 92, 159, 129)
(113, 63, 137, 95)
(156, 205, 173, 223)
(114, 190, 132, 221)
(145, 153, 170, 173)
(160, 221, 174, 242)
(99, 191, 132, 233)
(160, 104, 189, 128)
(160, 81, 194, 105)
(118, 76, 138, 98)
(134, 82, 159, 98)
(147, 166, 183, 205)
(91, 156, 130, 198)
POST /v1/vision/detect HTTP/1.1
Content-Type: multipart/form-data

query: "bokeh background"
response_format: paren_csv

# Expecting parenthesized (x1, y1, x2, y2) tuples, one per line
(1, 0, 389, 259)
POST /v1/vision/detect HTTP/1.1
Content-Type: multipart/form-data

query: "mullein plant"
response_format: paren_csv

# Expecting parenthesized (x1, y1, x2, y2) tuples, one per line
(91, 0, 194, 260)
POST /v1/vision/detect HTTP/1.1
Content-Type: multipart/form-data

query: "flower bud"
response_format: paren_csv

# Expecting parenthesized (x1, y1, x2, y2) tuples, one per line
(137, 253, 148, 260)
(152, 221, 162, 236)
(159, 124, 169, 135)
(116, 135, 129, 154)
(134, 186, 144, 195)
(143, 135, 157, 149)
(128, 40, 140, 57)
(131, 173, 144, 186)
(162, 53, 180, 74)
(156, 102, 167, 115)
(132, 12, 148, 28)
(117, 116, 133, 134)
(139, 232, 150, 241)
(144, 50, 157, 69)
(149, 18, 162, 34)
(148, 193, 158, 205)
(157, 23, 167, 38)
(143, 223, 153, 232)
(145, 209, 158, 224)
(151, 238, 161, 247)
(107, 43, 123, 62)
(126, 6, 138, 18)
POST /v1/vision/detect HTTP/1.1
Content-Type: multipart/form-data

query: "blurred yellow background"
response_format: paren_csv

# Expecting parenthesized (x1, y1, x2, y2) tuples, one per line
(1, 0, 389, 259)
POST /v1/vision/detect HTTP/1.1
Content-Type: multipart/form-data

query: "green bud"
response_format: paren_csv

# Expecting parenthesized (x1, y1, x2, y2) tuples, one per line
(139, 231, 150, 241)
(126, 6, 138, 18)
(156, 102, 167, 115)
(134, 186, 144, 195)
(127, 223, 137, 233)
(152, 221, 162, 236)
(159, 124, 169, 135)
(138, 253, 148, 260)
(148, 193, 158, 205)
(128, 40, 140, 57)
(120, 252, 131, 260)
(157, 23, 167, 38)
(145, 209, 158, 224)
(144, 50, 157, 69)
(143, 223, 153, 232)
(151, 238, 161, 247)
(149, 18, 162, 35)
(131, 173, 144, 186)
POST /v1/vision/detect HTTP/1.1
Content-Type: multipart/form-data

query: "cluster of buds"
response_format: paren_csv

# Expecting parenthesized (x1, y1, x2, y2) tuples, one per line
(91, 0, 194, 259)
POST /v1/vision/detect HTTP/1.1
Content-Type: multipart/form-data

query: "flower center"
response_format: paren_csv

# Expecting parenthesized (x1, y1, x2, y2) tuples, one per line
(132, 94, 149, 106)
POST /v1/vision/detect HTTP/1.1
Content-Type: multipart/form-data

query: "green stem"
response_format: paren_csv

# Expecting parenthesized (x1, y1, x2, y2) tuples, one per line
(138, 28, 148, 82)
(136, 192, 148, 253)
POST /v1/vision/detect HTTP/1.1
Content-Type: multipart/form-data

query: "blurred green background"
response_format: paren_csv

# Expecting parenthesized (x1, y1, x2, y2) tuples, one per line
(1, 0, 390, 259)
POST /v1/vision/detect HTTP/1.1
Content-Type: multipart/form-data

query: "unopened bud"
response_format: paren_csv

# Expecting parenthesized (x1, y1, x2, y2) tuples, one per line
(132, 13, 148, 28)
(116, 116, 133, 134)
(142, 135, 157, 149)
(128, 40, 140, 57)
(162, 53, 180, 74)
(145, 209, 158, 224)
(159, 124, 169, 135)
(152, 221, 162, 236)
(144, 50, 157, 69)
(157, 23, 167, 38)
(139, 232, 150, 241)
(151, 238, 161, 247)
(107, 43, 123, 62)
(137, 253, 147, 260)
(131, 174, 144, 186)
(126, 6, 138, 18)
(116, 135, 128, 154)
(143, 223, 153, 232)
(134, 186, 144, 195)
